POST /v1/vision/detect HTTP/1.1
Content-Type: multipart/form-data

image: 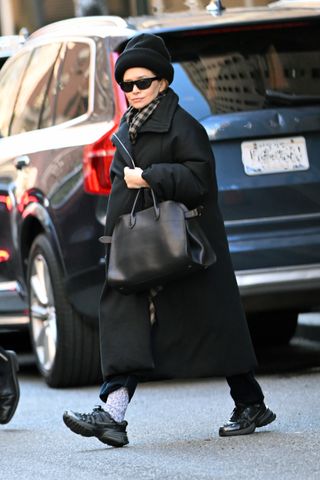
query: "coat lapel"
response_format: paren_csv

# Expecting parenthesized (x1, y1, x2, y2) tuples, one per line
(139, 88, 179, 134)
(112, 121, 134, 164)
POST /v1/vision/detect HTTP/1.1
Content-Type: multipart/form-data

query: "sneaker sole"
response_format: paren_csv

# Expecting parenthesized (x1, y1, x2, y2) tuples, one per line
(256, 408, 276, 428)
(98, 429, 129, 447)
(63, 413, 129, 447)
(219, 408, 276, 437)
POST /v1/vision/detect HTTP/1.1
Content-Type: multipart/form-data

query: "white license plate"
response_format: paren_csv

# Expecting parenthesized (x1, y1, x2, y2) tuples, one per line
(241, 136, 310, 175)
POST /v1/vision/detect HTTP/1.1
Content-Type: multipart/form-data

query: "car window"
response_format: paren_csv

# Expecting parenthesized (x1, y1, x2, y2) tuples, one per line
(0, 53, 30, 138)
(53, 41, 90, 125)
(0, 56, 9, 69)
(10, 43, 62, 135)
(169, 23, 320, 120)
(39, 44, 65, 129)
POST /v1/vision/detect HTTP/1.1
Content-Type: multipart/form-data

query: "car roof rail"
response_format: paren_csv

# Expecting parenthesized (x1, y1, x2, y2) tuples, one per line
(206, 0, 225, 14)
(29, 16, 129, 39)
(18, 27, 30, 39)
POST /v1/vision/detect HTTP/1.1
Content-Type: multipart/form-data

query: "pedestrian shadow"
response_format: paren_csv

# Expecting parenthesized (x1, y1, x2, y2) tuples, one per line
(0, 428, 31, 434)
(77, 429, 278, 453)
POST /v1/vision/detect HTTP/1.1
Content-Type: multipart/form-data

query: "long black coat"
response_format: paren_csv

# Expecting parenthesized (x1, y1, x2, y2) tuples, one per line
(99, 88, 257, 380)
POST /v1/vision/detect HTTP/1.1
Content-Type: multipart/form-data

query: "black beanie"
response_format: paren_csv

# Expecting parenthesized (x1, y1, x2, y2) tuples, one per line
(115, 33, 174, 85)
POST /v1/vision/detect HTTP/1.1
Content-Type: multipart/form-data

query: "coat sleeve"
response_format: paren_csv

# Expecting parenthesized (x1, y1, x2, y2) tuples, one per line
(141, 116, 215, 207)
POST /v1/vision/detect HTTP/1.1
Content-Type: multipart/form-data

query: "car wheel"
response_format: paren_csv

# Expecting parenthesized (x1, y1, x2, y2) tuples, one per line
(248, 310, 298, 346)
(27, 234, 101, 387)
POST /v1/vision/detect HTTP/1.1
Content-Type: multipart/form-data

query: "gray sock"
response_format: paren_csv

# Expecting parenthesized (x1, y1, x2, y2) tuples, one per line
(104, 387, 129, 423)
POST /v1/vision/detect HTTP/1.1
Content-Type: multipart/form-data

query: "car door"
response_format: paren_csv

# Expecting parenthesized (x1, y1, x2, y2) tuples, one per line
(0, 51, 30, 318)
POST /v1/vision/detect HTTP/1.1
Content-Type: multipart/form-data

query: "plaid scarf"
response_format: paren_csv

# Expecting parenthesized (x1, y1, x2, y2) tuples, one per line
(125, 92, 166, 144)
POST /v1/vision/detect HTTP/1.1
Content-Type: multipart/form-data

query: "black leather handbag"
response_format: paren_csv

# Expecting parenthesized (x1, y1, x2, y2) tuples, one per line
(99, 132, 216, 294)
(100, 188, 216, 293)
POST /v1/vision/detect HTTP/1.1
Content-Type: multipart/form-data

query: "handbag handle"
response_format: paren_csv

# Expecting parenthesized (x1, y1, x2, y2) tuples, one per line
(108, 131, 202, 228)
(130, 189, 160, 228)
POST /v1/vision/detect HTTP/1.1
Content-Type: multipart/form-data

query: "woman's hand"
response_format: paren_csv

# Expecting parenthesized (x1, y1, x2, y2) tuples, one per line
(124, 166, 150, 189)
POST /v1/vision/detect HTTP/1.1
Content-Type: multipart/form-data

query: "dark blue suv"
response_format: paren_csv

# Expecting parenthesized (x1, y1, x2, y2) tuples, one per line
(1, 5, 320, 387)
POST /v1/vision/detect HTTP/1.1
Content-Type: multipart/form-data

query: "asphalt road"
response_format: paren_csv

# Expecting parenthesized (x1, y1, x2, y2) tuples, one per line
(1, 317, 320, 479)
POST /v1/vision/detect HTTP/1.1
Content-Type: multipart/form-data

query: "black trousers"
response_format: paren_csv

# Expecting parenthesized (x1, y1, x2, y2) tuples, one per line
(99, 371, 264, 405)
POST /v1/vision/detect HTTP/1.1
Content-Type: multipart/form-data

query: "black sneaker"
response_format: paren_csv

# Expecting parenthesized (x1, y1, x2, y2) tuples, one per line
(63, 406, 129, 447)
(219, 402, 276, 437)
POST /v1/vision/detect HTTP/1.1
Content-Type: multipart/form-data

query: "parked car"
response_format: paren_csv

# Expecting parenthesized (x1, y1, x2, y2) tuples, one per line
(1, 3, 320, 387)
(0, 33, 28, 331)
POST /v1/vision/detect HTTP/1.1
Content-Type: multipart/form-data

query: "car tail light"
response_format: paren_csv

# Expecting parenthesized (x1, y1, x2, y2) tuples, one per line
(83, 52, 127, 196)
(0, 194, 12, 211)
(83, 125, 117, 196)
(18, 192, 39, 213)
(0, 249, 10, 263)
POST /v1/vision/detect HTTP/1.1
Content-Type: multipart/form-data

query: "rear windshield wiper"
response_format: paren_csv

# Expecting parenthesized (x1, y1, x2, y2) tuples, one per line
(265, 89, 320, 106)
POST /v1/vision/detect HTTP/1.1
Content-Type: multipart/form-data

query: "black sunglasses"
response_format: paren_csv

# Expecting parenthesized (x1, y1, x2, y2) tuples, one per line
(119, 77, 160, 93)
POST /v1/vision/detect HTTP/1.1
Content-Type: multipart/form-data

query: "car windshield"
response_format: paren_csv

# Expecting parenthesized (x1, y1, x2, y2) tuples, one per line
(170, 21, 320, 120)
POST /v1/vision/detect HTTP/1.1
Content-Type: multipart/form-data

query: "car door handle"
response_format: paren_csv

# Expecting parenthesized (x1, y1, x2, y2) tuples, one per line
(14, 155, 30, 170)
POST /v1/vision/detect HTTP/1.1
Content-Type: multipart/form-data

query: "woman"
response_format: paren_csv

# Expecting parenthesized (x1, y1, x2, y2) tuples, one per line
(63, 34, 276, 447)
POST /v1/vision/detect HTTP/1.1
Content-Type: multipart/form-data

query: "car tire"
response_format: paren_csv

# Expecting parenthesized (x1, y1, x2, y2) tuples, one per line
(248, 310, 298, 346)
(27, 234, 101, 387)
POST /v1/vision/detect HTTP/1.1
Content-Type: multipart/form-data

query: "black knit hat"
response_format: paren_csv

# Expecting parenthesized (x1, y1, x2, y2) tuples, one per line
(115, 33, 174, 85)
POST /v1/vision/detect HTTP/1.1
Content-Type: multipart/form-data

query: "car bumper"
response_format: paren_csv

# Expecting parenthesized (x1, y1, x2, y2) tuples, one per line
(0, 281, 29, 331)
(236, 263, 320, 295)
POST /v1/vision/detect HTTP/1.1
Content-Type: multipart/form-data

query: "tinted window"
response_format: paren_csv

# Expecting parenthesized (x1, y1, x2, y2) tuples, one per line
(0, 53, 29, 137)
(10, 43, 61, 135)
(0, 56, 9, 69)
(54, 42, 90, 125)
(169, 23, 320, 119)
(39, 45, 65, 129)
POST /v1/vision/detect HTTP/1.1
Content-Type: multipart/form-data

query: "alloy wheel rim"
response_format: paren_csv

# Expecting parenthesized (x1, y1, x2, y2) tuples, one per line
(29, 253, 57, 373)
